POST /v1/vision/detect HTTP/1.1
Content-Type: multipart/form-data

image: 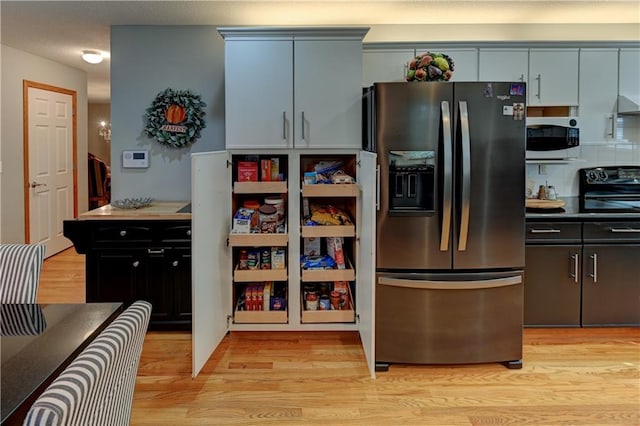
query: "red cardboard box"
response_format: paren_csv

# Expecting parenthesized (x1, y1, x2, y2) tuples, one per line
(238, 161, 258, 182)
(261, 159, 272, 181)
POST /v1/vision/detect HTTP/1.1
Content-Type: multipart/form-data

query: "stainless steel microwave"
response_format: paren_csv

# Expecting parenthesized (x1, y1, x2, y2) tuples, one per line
(526, 117, 579, 151)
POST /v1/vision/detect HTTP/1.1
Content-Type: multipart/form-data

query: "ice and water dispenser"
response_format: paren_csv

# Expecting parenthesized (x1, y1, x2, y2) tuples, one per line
(387, 150, 435, 213)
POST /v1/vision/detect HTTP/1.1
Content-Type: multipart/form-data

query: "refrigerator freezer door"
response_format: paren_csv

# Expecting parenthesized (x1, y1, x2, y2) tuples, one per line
(374, 82, 453, 270)
(452, 82, 526, 269)
(375, 271, 523, 366)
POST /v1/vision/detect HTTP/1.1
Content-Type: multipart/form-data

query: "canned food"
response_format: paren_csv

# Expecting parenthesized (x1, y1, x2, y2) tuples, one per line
(260, 248, 271, 269)
(238, 249, 249, 270)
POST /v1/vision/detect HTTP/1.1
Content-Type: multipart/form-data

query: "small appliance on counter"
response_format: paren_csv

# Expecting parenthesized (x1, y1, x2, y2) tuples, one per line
(579, 166, 640, 213)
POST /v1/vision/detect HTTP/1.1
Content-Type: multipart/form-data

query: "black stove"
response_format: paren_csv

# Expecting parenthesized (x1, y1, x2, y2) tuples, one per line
(579, 166, 640, 213)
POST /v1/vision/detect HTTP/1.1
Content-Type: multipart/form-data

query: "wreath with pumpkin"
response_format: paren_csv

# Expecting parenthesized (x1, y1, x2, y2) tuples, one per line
(144, 88, 207, 148)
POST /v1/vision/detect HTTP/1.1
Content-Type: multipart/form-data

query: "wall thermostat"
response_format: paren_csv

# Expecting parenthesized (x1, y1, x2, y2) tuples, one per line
(122, 150, 149, 168)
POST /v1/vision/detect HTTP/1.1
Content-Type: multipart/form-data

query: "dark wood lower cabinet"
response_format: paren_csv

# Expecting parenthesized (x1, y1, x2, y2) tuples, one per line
(65, 219, 192, 331)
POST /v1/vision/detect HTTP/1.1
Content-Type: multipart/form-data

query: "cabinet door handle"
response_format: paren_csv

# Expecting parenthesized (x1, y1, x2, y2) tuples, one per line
(535, 74, 541, 99)
(301, 111, 306, 141)
(519, 73, 524, 82)
(132, 260, 140, 268)
(172, 260, 179, 267)
(148, 248, 165, 254)
(186, 229, 191, 236)
(282, 111, 287, 140)
(119, 230, 127, 237)
(570, 253, 579, 283)
(609, 228, 640, 233)
(607, 114, 615, 138)
(530, 228, 560, 233)
(589, 253, 598, 283)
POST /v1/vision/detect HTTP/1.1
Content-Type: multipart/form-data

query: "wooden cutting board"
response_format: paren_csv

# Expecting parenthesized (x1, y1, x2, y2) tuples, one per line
(526, 199, 566, 209)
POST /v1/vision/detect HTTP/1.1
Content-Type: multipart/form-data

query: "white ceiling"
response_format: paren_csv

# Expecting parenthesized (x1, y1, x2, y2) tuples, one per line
(2, 1, 638, 103)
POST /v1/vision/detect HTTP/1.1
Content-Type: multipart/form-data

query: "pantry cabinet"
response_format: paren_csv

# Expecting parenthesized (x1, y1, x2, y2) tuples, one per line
(220, 27, 368, 149)
(579, 48, 619, 142)
(191, 149, 376, 378)
(528, 48, 579, 106)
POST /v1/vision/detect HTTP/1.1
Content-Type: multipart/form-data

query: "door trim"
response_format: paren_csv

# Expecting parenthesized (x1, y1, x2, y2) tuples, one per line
(22, 80, 78, 243)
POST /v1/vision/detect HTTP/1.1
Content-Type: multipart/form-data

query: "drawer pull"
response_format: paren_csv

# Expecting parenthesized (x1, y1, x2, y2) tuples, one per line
(530, 229, 560, 234)
(172, 260, 179, 267)
(609, 228, 640, 233)
(119, 230, 127, 237)
(148, 248, 165, 254)
(186, 230, 192, 236)
(132, 260, 140, 268)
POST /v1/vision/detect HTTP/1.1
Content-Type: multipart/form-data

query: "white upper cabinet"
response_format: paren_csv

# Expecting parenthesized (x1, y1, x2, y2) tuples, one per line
(528, 48, 579, 106)
(478, 48, 528, 82)
(362, 49, 415, 87)
(221, 28, 368, 149)
(618, 48, 640, 113)
(426, 48, 478, 82)
(579, 48, 619, 142)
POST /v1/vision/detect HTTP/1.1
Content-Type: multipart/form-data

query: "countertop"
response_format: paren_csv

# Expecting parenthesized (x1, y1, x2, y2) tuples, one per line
(78, 201, 191, 220)
(526, 197, 640, 220)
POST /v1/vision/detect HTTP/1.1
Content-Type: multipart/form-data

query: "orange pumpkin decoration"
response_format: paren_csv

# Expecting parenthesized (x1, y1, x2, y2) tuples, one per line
(165, 104, 186, 124)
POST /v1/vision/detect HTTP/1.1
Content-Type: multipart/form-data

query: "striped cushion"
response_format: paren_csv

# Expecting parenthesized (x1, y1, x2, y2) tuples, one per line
(0, 244, 46, 303)
(0, 304, 47, 336)
(23, 301, 152, 426)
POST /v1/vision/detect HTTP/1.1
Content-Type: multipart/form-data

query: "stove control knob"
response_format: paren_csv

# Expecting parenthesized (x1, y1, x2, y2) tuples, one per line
(586, 170, 598, 183)
(597, 170, 608, 181)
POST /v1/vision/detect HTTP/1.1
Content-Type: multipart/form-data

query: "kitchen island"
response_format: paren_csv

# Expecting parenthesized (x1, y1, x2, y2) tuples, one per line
(63, 202, 192, 330)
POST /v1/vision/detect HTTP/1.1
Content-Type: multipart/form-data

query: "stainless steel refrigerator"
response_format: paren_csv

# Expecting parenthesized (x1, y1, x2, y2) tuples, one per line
(364, 82, 526, 369)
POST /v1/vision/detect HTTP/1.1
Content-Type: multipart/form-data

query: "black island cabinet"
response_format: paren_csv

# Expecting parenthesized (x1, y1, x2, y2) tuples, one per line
(64, 216, 192, 331)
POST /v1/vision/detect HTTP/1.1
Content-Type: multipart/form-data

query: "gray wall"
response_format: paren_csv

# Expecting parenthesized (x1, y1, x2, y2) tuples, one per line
(110, 26, 225, 202)
(0, 45, 88, 243)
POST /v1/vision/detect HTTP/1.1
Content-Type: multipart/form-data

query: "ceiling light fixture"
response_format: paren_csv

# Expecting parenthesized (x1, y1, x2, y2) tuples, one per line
(82, 50, 103, 64)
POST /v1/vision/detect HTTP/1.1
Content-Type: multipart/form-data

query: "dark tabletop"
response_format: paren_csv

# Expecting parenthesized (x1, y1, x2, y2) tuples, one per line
(1, 303, 123, 424)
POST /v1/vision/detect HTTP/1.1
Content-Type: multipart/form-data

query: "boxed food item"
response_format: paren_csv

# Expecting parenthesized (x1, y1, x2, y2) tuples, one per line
(270, 158, 280, 181)
(238, 161, 258, 182)
(263, 282, 272, 311)
(303, 237, 322, 256)
(326, 237, 346, 269)
(260, 159, 272, 182)
(232, 208, 254, 233)
(271, 248, 286, 270)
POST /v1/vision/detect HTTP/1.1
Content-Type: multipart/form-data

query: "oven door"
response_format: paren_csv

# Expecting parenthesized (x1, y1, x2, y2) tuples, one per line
(581, 195, 640, 213)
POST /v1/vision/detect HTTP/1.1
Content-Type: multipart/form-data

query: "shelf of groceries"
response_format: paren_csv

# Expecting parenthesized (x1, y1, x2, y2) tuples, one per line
(228, 153, 360, 326)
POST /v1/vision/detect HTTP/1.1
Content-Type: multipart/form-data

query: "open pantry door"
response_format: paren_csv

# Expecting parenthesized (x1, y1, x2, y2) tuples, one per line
(358, 150, 377, 378)
(192, 151, 232, 377)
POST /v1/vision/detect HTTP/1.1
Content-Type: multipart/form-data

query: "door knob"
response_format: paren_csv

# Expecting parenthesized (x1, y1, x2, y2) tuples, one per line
(30, 181, 46, 188)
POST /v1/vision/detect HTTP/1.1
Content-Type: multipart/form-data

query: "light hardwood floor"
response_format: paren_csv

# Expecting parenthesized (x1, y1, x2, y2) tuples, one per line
(39, 248, 640, 425)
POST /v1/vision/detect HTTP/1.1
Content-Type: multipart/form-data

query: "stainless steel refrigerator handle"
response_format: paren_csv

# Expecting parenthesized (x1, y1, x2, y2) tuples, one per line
(378, 275, 522, 290)
(609, 227, 640, 233)
(589, 253, 598, 283)
(440, 101, 452, 251)
(375, 164, 381, 211)
(458, 101, 471, 251)
(570, 253, 579, 283)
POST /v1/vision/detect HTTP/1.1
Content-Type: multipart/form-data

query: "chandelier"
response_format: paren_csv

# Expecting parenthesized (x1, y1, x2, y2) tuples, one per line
(99, 121, 111, 142)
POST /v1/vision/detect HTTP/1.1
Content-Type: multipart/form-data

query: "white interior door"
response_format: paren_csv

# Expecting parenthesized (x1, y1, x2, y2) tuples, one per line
(26, 86, 75, 257)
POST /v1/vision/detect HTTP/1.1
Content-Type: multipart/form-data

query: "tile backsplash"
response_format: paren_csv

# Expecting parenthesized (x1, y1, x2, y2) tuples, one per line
(526, 116, 640, 198)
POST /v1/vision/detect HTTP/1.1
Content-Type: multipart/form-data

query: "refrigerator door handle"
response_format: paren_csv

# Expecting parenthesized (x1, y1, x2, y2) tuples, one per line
(378, 275, 522, 290)
(458, 101, 471, 251)
(440, 101, 452, 251)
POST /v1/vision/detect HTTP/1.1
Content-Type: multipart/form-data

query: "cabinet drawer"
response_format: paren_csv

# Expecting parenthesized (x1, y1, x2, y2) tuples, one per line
(161, 224, 192, 243)
(94, 225, 153, 243)
(526, 222, 581, 243)
(583, 222, 640, 243)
